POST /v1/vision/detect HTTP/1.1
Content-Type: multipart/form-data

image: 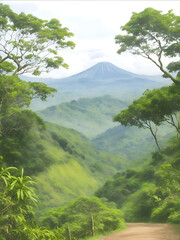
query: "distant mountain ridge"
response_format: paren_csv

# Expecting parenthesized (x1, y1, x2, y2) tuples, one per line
(38, 95, 127, 138)
(59, 62, 137, 81)
(20, 62, 169, 110)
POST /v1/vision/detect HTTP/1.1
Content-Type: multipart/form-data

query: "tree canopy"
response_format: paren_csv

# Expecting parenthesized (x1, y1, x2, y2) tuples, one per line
(0, 3, 75, 76)
(114, 8, 180, 150)
(0, 4, 75, 169)
(113, 85, 180, 150)
(115, 8, 180, 84)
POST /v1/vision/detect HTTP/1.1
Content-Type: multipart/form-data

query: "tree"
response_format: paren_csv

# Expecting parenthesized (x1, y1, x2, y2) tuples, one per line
(0, 4, 75, 168)
(0, 75, 56, 136)
(113, 92, 161, 150)
(115, 8, 180, 84)
(114, 8, 180, 150)
(0, 3, 75, 76)
(41, 196, 125, 239)
(113, 85, 180, 150)
(0, 3, 75, 135)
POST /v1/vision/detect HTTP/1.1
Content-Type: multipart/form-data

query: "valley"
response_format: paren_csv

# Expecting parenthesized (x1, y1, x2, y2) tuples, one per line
(1, 4, 180, 240)
(1, 61, 180, 240)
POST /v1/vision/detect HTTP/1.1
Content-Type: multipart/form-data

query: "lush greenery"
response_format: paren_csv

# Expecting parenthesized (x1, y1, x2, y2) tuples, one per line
(93, 124, 174, 160)
(95, 136, 180, 223)
(34, 122, 126, 211)
(96, 7, 180, 225)
(113, 85, 180, 150)
(39, 196, 125, 240)
(1, 115, 127, 211)
(0, 3, 75, 76)
(114, 7, 180, 149)
(0, 167, 56, 240)
(0, 3, 75, 170)
(0, 168, 125, 240)
(38, 95, 127, 138)
(0, 5, 180, 239)
(115, 7, 180, 84)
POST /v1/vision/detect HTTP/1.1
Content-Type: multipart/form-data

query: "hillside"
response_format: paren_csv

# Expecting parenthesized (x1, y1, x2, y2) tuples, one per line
(93, 124, 175, 159)
(11, 122, 126, 211)
(20, 62, 168, 110)
(95, 135, 180, 223)
(38, 95, 127, 138)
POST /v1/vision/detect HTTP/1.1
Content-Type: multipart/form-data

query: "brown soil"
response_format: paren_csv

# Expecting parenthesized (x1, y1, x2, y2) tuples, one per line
(97, 223, 180, 240)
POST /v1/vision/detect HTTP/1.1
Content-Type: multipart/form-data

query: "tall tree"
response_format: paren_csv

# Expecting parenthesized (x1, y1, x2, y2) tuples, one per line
(115, 8, 180, 84)
(113, 85, 180, 150)
(0, 3, 75, 76)
(0, 4, 75, 169)
(114, 8, 180, 150)
(113, 93, 161, 150)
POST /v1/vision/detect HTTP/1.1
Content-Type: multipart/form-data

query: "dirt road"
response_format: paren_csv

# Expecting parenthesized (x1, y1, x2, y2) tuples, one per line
(97, 223, 179, 240)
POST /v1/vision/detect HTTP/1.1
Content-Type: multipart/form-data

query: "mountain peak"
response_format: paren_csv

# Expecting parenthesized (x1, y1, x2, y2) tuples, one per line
(72, 62, 134, 80)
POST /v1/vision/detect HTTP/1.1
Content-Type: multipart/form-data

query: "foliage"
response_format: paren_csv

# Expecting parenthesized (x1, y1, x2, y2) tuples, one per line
(113, 84, 180, 150)
(114, 8, 180, 150)
(39, 196, 125, 240)
(38, 95, 127, 138)
(0, 167, 56, 240)
(0, 75, 57, 170)
(0, 117, 126, 210)
(0, 2, 74, 164)
(95, 166, 154, 208)
(93, 124, 173, 160)
(114, 85, 180, 131)
(0, 3, 75, 76)
(95, 137, 180, 223)
(115, 7, 180, 84)
(0, 3, 74, 170)
(34, 122, 126, 211)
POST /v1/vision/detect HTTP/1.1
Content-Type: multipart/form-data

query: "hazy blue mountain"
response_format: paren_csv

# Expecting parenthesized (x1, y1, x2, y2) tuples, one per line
(20, 62, 169, 110)
(38, 95, 128, 138)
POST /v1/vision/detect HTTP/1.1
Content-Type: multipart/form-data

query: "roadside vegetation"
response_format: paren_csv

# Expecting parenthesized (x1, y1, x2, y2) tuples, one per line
(0, 4, 179, 240)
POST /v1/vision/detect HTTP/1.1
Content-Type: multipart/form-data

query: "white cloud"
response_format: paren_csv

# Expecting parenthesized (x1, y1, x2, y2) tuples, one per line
(2, 1, 180, 78)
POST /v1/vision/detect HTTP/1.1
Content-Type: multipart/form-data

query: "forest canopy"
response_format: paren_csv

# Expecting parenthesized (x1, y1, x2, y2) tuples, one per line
(0, 3, 75, 76)
(114, 8, 180, 150)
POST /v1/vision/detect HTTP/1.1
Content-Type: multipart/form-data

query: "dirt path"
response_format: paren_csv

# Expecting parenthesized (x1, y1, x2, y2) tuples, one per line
(97, 223, 179, 240)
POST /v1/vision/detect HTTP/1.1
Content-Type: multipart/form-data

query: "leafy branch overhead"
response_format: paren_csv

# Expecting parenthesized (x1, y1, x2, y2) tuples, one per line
(0, 4, 75, 140)
(113, 85, 180, 150)
(114, 8, 180, 150)
(115, 8, 180, 84)
(0, 3, 75, 76)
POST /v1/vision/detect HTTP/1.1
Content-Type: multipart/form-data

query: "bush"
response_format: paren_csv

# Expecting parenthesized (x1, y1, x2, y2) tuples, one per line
(40, 196, 125, 239)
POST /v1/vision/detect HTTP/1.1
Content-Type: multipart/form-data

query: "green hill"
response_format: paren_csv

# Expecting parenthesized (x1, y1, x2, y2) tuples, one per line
(35, 122, 127, 211)
(38, 95, 128, 138)
(4, 121, 126, 212)
(95, 135, 180, 223)
(93, 124, 175, 160)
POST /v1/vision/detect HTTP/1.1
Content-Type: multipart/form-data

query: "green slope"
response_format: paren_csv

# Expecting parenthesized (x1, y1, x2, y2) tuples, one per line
(93, 124, 175, 160)
(27, 122, 127, 211)
(38, 95, 128, 138)
(95, 134, 180, 223)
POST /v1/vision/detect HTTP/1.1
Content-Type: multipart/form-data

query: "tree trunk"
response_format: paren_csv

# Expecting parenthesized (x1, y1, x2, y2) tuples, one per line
(149, 126, 161, 151)
(91, 214, 95, 237)
(67, 224, 72, 240)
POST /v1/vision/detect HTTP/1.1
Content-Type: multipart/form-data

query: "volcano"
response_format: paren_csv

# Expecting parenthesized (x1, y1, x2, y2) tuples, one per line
(20, 62, 169, 109)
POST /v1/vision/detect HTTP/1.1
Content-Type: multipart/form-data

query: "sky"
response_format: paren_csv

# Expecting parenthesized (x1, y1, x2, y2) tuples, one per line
(2, 1, 180, 78)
